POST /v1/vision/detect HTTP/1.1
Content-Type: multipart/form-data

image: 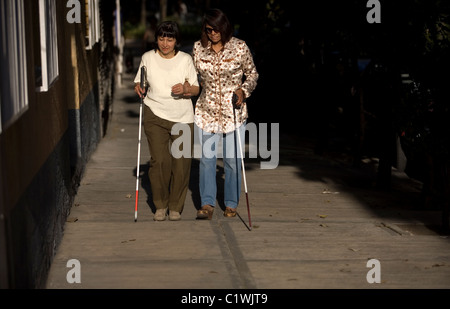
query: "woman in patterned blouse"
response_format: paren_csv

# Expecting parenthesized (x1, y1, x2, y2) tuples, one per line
(192, 8, 259, 219)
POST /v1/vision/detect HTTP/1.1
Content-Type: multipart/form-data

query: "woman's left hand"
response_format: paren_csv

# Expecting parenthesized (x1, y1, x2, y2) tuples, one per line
(172, 81, 193, 97)
(171, 83, 185, 96)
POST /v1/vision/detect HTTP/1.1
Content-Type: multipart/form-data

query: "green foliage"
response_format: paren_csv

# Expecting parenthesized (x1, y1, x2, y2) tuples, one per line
(123, 21, 146, 39)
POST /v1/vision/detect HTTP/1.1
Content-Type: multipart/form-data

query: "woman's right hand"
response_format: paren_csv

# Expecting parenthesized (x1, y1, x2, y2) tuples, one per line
(134, 83, 146, 98)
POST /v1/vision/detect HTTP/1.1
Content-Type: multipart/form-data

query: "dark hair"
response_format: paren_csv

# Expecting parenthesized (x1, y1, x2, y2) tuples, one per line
(200, 8, 233, 48)
(154, 21, 181, 53)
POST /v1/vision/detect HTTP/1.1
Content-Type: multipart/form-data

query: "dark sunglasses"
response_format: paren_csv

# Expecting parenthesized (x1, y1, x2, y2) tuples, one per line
(205, 27, 218, 34)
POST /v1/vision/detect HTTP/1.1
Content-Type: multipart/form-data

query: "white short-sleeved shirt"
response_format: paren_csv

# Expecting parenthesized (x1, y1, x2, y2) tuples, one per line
(134, 50, 199, 123)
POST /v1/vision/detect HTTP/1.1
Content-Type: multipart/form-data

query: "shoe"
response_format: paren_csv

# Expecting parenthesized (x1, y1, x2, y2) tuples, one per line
(224, 207, 237, 217)
(153, 208, 167, 221)
(196, 205, 214, 220)
(169, 211, 181, 221)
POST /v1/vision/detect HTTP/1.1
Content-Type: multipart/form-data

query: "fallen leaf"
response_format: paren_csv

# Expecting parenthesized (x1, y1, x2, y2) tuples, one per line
(322, 189, 339, 194)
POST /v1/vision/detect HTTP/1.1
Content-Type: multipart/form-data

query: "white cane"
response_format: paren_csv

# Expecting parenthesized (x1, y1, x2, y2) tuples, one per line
(135, 66, 146, 222)
(233, 93, 252, 230)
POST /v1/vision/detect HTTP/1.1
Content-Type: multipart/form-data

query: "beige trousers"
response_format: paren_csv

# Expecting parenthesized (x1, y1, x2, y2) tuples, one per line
(143, 106, 193, 213)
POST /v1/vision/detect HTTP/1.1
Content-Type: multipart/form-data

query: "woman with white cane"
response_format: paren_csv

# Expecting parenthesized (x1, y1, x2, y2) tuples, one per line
(134, 21, 199, 221)
(192, 9, 258, 220)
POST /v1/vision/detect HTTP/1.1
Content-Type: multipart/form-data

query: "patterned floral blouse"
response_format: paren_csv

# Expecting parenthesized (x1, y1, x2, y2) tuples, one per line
(193, 37, 259, 133)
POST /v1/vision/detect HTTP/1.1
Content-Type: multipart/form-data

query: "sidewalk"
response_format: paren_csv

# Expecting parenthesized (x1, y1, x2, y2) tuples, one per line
(45, 73, 450, 290)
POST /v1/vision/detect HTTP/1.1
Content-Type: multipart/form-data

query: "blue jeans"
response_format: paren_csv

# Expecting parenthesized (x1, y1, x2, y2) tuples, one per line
(198, 124, 246, 209)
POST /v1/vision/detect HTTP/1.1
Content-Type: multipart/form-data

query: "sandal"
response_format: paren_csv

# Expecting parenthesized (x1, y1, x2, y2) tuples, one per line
(224, 207, 237, 217)
(197, 205, 214, 220)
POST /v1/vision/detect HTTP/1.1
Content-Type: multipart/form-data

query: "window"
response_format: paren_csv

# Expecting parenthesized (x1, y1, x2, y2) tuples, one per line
(85, 0, 100, 50)
(0, 0, 29, 133)
(36, 0, 59, 92)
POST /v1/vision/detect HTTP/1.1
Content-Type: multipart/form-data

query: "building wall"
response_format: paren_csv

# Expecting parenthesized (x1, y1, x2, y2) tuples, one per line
(0, 0, 117, 288)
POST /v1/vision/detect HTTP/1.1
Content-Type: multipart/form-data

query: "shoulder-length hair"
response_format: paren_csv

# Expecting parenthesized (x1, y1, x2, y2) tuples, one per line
(154, 21, 181, 54)
(200, 8, 233, 48)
